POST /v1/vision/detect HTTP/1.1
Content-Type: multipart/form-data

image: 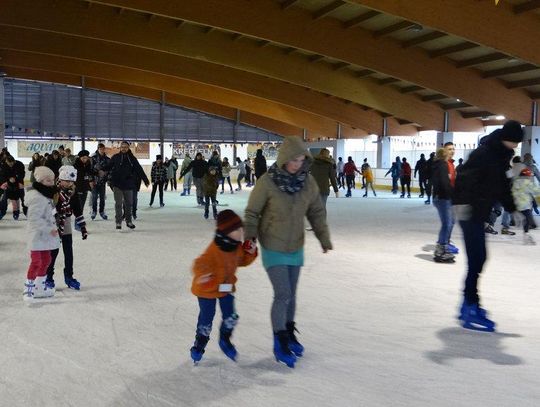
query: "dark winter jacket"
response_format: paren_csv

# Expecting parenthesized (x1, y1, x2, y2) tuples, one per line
(91, 151, 111, 185)
(0, 160, 25, 184)
(45, 156, 62, 178)
(104, 151, 149, 190)
(453, 131, 516, 222)
(310, 155, 338, 195)
(400, 162, 412, 178)
(207, 155, 222, 178)
(55, 185, 85, 237)
(414, 157, 427, 179)
(151, 162, 168, 184)
(424, 157, 435, 180)
(385, 161, 402, 178)
(254, 151, 267, 178)
(74, 158, 95, 193)
(203, 172, 220, 196)
(181, 158, 208, 179)
(432, 160, 453, 200)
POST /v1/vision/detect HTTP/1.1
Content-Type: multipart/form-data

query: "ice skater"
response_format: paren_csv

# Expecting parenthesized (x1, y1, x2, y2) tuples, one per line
(343, 156, 361, 198)
(179, 153, 193, 196)
(46, 166, 88, 291)
(220, 157, 234, 194)
(399, 157, 412, 198)
(23, 166, 59, 302)
(244, 137, 332, 368)
(202, 166, 220, 220)
(189, 210, 257, 363)
(180, 152, 208, 206)
(453, 120, 524, 332)
(361, 162, 377, 197)
(149, 155, 167, 207)
(512, 167, 540, 245)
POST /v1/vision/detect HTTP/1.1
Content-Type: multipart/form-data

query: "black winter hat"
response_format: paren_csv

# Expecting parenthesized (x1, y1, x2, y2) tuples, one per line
(500, 120, 524, 143)
(78, 150, 90, 157)
(156, 154, 163, 160)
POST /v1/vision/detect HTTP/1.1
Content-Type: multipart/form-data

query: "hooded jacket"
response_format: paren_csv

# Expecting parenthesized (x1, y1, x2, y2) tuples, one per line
(512, 175, 540, 211)
(26, 186, 60, 251)
(310, 154, 338, 195)
(244, 137, 332, 253)
(453, 130, 516, 221)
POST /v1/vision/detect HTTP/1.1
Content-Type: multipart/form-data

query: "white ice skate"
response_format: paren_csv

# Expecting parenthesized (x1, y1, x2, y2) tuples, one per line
(22, 280, 35, 302)
(523, 233, 536, 246)
(33, 276, 55, 298)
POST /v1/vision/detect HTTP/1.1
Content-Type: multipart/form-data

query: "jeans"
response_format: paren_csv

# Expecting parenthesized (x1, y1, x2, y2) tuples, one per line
(47, 234, 74, 281)
(221, 176, 233, 192)
(266, 265, 301, 332)
(91, 183, 106, 214)
(113, 187, 133, 224)
(183, 172, 193, 190)
(391, 176, 399, 193)
(460, 219, 486, 305)
(193, 177, 204, 201)
(196, 294, 236, 336)
(488, 202, 510, 228)
(236, 174, 245, 190)
(522, 209, 533, 232)
(346, 174, 355, 196)
(433, 198, 454, 245)
(205, 193, 218, 217)
(320, 193, 329, 218)
(150, 182, 164, 206)
(338, 172, 345, 188)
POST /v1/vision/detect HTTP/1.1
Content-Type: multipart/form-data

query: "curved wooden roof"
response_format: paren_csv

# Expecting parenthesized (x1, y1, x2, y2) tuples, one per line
(1, 0, 538, 138)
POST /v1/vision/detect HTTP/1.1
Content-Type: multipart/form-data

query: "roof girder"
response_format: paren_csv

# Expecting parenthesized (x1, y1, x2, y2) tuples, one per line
(75, 0, 531, 124)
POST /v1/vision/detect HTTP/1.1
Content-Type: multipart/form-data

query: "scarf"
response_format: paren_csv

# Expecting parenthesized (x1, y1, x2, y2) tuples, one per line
(267, 162, 308, 195)
(214, 231, 241, 252)
(32, 182, 57, 199)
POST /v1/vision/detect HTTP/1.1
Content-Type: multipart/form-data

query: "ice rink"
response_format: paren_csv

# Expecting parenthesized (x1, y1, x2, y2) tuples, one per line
(0, 187, 539, 407)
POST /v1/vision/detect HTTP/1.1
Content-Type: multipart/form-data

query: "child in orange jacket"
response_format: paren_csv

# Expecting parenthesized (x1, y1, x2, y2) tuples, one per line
(190, 209, 257, 363)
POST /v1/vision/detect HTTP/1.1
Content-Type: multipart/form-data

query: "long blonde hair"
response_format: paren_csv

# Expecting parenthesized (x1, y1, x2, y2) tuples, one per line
(435, 148, 448, 161)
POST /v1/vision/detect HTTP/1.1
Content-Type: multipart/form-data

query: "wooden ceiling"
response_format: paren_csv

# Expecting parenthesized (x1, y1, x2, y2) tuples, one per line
(0, 0, 538, 139)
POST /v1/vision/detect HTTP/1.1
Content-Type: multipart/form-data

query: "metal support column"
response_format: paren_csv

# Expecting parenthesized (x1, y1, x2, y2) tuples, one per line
(443, 111, 450, 133)
(160, 91, 165, 158)
(80, 76, 86, 150)
(302, 128, 307, 141)
(337, 122, 342, 139)
(233, 109, 240, 162)
(532, 101, 538, 127)
(0, 77, 5, 149)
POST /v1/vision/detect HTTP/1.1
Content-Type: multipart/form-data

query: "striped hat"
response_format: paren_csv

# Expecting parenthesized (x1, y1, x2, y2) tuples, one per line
(216, 210, 243, 235)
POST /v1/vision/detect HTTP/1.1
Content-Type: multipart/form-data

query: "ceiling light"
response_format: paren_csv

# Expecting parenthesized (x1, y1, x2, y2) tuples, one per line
(456, 99, 461, 102)
(495, 115, 506, 120)
(408, 24, 423, 32)
(508, 58, 518, 63)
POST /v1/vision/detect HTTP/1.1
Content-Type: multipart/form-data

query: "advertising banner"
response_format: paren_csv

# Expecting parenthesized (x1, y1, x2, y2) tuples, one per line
(17, 141, 74, 157)
(172, 143, 221, 160)
(105, 141, 150, 159)
(247, 143, 280, 160)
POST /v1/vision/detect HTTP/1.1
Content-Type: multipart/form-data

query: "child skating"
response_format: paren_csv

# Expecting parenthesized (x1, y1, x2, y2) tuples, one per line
(202, 166, 220, 220)
(512, 167, 540, 245)
(23, 166, 59, 302)
(46, 166, 88, 291)
(189, 210, 257, 363)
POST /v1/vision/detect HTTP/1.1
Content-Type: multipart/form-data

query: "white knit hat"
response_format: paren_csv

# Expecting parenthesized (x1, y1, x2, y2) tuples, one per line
(34, 166, 55, 185)
(58, 165, 77, 182)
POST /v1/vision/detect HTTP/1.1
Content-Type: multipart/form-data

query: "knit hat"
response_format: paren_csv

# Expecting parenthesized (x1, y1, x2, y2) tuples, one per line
(78, 150, 90, 157)
(34, 166, 55, 185)
(58, 165, 77, 182)
(216, 210, 243, 235)
(500, 120, 524, 143)
(156, 154, 162, 160)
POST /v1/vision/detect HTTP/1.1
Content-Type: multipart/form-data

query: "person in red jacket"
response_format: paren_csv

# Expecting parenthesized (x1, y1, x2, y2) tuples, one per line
(400, 157, 412, 198)
(343, 156, 361, 198)
(189, 210, 257, 364)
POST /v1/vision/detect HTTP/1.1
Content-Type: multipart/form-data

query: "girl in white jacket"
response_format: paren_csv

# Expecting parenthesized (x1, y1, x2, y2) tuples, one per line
(23, 166, 60, 302)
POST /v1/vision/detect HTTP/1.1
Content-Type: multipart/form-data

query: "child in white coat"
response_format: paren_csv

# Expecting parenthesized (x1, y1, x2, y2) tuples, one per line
(23, 166, 60, 302)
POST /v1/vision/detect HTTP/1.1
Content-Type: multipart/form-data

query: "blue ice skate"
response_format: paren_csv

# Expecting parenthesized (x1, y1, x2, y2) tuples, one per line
(65, 278, 80, 290)
(447, 243, 459, 254)
(286, 322, 304, 357)
(460, 303, 495, 332)
(219, 332, 238, 362)
(190, 334, 209, 364)
(274, 332, 296, 368)
(45, 279, 55, 289)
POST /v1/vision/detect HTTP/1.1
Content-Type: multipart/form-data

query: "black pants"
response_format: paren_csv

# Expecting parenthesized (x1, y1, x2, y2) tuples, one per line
(338, 172, 345, 188)
(400, 176, 411, 196)
(205, 193, 217, 217)
(460, 219, 486, 305)
(150, 182, 164, 206)
(47, 234, 74, 281)
(245, 171, 252, 185)
(221, 176, 233, 192)
(346, 174, 355, 195)
(391, 176, 399, 193)
(92, 183, 106, 213)
(418, 176, 427, 196)
(78, 191, 88, 214)
(236, 174, 245, 190)
(425, 179, 433, 199)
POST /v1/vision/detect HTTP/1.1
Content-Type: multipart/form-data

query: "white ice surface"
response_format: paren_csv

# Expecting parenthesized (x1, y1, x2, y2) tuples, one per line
(0, 187, 539, 407)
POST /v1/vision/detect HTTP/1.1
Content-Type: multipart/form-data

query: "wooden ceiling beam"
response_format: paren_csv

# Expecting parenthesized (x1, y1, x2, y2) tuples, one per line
(354, 69, 375, 78)
(456, 52, 508, 69)
(342, 10, 380, 29)
(378, 77, 400, 85)
(460, 110, 493, 119)
(312, 0, 346, 21)
(514, 0, 540, 14)
(347, 0, 540, 66)
(12, 0, 514, 127)
(440, 102, 471, 110)
(373, 20, 415, 39)
(422, 94, 448, 102)
(281, 0, 300, 10)
(429, 42, 479, 59)
(505, 77, 540, 89)
(402, 31, 446, 48)
(529, 91, 540, 100)
(400, 85, 423, 94)
(482, 63, 538, 79)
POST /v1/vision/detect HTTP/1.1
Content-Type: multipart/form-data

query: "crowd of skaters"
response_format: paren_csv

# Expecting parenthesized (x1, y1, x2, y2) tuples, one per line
(1, 122, 539, 361)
